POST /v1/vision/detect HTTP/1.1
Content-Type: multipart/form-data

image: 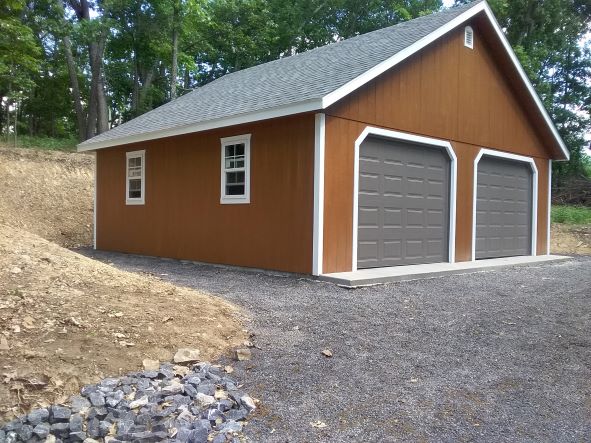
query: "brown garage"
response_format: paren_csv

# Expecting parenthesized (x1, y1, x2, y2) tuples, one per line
(79, 1, 568, 276)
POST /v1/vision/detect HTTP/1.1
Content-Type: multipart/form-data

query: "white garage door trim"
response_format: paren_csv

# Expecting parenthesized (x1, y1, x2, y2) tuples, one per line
(352, 127, 457, 272)
(472, 148, 538, 261)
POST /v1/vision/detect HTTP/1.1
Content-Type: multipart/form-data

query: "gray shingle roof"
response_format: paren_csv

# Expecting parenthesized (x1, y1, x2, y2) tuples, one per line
(80, 1, 482, 149)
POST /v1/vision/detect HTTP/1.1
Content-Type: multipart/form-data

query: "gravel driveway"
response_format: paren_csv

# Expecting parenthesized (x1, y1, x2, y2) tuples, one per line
(86, 251, 591, 443)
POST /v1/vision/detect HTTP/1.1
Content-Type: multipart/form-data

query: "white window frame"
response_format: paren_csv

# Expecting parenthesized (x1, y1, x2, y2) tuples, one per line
(220, 134, 251, 204)
(125, 150, 145, 205)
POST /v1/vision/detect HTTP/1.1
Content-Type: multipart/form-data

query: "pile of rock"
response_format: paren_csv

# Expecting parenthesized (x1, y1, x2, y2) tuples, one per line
(0, 361, 255, 443)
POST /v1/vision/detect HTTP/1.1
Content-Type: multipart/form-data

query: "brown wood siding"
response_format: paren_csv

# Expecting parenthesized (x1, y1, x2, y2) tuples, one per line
(327, 25, 553, 159)
(322, 22, 553, 273)
(453, 142, 479, 262)
(96, 114, 315, 274)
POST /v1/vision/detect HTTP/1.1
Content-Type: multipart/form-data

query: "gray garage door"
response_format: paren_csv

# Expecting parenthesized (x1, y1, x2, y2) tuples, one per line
(475, 156, 533, 259)
(357, 137, 451, 269)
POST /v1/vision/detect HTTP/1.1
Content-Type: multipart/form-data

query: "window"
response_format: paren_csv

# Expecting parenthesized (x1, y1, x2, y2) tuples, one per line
(126, 150, 145, 205)
(220, 134, 251, 204)
(464, 26, 474, 49)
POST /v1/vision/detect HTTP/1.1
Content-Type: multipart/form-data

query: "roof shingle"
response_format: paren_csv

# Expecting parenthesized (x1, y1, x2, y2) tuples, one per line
(79, 1, 482, 148)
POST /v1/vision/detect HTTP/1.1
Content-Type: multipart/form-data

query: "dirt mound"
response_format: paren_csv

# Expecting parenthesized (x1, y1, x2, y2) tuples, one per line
(551, 224, 591, 255)
(0, 147, 93, 248)
(0, 223, 247, 423)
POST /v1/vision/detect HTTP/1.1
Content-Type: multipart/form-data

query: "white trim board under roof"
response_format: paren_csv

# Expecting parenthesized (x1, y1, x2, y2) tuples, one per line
(78, 0, 568, 160)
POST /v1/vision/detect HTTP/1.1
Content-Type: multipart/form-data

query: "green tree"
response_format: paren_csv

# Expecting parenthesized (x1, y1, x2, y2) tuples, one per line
(0, 0, 42, 138)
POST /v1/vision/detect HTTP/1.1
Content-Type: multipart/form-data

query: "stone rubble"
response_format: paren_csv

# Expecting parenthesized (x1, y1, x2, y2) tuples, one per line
(0, 362, 255, 443)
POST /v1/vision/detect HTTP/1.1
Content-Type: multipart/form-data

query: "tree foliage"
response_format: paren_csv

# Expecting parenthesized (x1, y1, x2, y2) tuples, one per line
(3, 0, 589, 179)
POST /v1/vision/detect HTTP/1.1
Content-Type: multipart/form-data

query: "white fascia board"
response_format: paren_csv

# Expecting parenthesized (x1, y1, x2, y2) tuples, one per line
(78, 99, 323, 152)
(321, 1, 569, 161)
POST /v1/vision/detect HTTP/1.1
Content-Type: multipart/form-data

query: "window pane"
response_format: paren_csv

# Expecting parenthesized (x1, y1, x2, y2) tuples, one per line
(129, 166, 142, 178)
(226, 184, 245, 195)
(234, 143, 244, 156)
(225, 145, 235, 158)
(128, 156, 142, 168)
(129, 179, 142, 199)
(225, 157, 245, 169)
(226, 171, 245, 185)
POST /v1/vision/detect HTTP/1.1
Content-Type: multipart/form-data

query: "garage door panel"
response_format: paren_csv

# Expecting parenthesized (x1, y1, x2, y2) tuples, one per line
(383, 241, 402, 261)
(475, 156, 532, 259)
(383, 208, 402, 228)
(358, 206, 379, 228)
(357, 137, 451, 269)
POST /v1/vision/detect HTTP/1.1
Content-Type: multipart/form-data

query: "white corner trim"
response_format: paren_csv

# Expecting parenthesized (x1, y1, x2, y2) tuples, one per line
(220, 133, 251, 205)
(93, 152, 97, 250)
(312, 113, 326, 276)
(125, 149, 146, 205)
(351, 127, 457, 273)
(547, 159, 552, 255)
(78, 100, 322, 152)
(471, 148, 538, 261)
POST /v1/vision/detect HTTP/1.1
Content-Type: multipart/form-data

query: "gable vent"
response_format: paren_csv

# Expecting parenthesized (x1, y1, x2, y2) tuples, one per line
(464, 26, 474, 49)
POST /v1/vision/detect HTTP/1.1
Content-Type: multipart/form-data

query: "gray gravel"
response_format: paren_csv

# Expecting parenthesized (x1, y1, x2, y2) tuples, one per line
(1, 361, 254, 442)
(84, 250, 591, 443)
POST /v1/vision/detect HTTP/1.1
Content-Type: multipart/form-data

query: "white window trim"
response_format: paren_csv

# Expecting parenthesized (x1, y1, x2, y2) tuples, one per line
(471, 148, 538, 261)
(220, 134, 251, 204)
(351, 127, 458, 273)
(125, 150, 145, 205)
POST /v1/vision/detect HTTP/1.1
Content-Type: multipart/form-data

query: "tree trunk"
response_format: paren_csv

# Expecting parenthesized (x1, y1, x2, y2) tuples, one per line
(85, 42, 100, 138)
(184, 68, 190, 90)
(96, 33, 109, 134)
(63, 35, 86, 141)
(132, 51, 140, 115)
(67, 0, 109, 138)
(171, 2, 180, 99)
(515, 0, 537, 47)
(138, 67, 155, 110)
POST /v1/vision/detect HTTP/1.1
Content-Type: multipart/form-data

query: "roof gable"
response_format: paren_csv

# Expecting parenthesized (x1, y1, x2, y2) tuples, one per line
(79, 0, 568, 160)
(327, 23, 554, 159)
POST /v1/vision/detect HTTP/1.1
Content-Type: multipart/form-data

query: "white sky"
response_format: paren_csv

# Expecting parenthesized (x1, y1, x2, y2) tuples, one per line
(443, 0, 455, 6)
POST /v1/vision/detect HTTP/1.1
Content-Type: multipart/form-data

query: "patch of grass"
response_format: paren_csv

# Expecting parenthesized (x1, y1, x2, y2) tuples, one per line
(551, 205, 591, 225)
(1, 135, 78, 152)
